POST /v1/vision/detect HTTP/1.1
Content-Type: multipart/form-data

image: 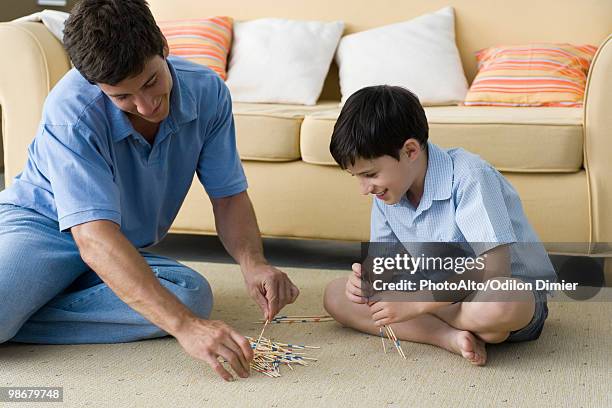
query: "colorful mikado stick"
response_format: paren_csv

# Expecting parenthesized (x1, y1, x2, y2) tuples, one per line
(386, 325, 406, 359)
(380, 327, 387, 353)
(255, 319, 269, 350)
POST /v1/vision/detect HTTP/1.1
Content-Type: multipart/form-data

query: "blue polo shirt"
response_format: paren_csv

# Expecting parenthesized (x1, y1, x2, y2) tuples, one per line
(370, 142, 556, 284)
(0, 57, 247, 248)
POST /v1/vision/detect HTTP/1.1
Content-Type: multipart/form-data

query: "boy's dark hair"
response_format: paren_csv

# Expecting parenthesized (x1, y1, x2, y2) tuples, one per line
(330, 85, 429, 169)
(63, 0, 165, 85)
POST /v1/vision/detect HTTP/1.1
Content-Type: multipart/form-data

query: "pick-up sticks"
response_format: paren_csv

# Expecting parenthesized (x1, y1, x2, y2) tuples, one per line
(382, 325, 406, 359)
(247, 335, 319, 378)
(255, 315, 334, 324)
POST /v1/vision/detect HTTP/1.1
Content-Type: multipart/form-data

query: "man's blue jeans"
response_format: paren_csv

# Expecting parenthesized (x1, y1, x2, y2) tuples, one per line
(0, 204, 213, 344)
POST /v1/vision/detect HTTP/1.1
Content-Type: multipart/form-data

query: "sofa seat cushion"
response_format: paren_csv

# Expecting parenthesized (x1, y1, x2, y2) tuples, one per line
(232, 101, 338, 161)
(300, 106, 584, 172)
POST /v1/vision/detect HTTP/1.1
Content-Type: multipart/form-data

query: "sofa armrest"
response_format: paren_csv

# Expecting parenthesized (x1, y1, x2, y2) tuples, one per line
(584, 34, 612, 246)
(0, 22, 71, 186)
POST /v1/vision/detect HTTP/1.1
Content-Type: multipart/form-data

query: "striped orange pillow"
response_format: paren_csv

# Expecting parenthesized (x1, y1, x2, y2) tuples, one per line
(464, 43, 598, 107)
(159, 17, 233, 80)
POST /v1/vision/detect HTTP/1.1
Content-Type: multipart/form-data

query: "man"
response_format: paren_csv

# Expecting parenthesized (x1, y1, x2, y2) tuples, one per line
(0, 0, 299, 382)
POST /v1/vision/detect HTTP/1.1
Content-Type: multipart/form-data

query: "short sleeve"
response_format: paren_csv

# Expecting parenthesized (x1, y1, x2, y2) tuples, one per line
(196, 81, 247, 198)
(455, 167, 517, 255)
(38, 123, 121, 231)
(370, 198, 399, 243)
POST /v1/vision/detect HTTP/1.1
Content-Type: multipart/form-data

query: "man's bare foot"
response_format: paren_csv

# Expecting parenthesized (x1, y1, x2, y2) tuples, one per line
(444, 330, 487, 366)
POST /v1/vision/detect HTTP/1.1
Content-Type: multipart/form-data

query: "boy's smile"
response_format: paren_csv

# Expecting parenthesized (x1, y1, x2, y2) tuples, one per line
(347, 140, 428, 207)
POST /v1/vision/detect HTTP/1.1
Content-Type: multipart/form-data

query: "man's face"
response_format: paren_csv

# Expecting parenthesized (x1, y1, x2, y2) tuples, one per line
(346, 140, 423, 205)
(98, 55, 173, 124)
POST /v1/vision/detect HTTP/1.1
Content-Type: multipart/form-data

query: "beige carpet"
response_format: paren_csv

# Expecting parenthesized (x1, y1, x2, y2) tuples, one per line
(0, 261, 610, 408)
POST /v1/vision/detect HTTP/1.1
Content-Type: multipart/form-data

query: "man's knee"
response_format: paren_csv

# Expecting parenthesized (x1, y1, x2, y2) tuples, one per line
(176, 271, 213, 319)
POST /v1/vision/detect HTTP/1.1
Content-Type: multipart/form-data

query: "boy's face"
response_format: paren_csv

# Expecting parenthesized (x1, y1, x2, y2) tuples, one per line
(346, 139, 425, 205)
(98, 54, 173, 124)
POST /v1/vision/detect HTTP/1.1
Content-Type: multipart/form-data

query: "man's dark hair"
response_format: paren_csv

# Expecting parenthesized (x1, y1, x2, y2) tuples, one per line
(63, 0, 165, 85)
(329, 85, 429, 169)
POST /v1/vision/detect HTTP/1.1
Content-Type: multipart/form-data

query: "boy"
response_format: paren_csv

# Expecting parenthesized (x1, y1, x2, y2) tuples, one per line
(324, 85, 554, 365)
(0, 0, 299, 381)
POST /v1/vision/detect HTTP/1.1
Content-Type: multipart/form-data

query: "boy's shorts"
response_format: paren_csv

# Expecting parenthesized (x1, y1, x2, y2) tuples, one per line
(504, 289, 548, 343)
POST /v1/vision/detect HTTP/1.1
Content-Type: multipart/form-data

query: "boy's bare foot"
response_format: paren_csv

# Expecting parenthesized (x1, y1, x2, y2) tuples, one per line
(444, 330, 487, 366)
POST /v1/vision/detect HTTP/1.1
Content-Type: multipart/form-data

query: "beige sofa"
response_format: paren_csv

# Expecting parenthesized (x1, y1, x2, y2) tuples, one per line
(0, 0, 611, 272)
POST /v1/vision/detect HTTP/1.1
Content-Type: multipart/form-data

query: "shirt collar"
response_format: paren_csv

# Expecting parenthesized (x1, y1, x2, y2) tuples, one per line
(107, 57, 198, 142)
(106, 98, 133, 142)
(165, 57, 198, 131)
(409, 142, 453, 215)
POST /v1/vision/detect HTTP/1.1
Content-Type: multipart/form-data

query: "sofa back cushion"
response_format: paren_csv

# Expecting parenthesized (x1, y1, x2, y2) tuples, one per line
(158, 17, 233, 80)
(335, 7, 467, 106)
(147, 0, 612, 101)
(226, 18, 343, 105)
(464, 43, 597, 107)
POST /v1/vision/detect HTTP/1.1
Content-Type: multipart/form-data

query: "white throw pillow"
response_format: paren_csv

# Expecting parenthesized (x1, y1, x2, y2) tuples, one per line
(226, 18, 344, 105)
(335, 7, 468, 106)
(13, 10, 69, 42)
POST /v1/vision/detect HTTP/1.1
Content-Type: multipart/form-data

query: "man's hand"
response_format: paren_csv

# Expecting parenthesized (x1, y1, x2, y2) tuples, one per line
(210, 192, 300, 320)
(368, 301, 433, 326)
(72, 220, 252, 382)
(243, 263, 299, 320)
(345, 263, 367, 304)
(175, 317, 254, 382)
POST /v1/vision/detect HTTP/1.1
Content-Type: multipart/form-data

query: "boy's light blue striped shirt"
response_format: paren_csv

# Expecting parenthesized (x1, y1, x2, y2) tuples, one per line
(370, 142, 556, 283)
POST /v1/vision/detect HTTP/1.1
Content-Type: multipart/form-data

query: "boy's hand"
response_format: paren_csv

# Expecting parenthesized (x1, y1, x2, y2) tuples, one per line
(368, 301, 429, 326)
(345, 263, 367, 303)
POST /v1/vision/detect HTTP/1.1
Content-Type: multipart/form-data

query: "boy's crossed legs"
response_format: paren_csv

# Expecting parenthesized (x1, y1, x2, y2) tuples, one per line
(324, 276, 536, 366)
